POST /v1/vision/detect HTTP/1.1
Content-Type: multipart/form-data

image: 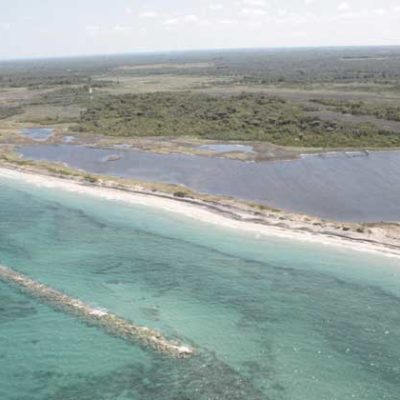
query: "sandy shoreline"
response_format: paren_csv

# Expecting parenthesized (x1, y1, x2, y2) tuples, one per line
(1, 166, 400, 259)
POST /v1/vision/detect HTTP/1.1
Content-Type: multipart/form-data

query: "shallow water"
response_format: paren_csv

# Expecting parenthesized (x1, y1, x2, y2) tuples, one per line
(63, 135, 76, 143)
(197, 143, 254, 153)
(21, 128, 53, 141)
(19, 144, 400, 222)
(1, 176, 400, 399)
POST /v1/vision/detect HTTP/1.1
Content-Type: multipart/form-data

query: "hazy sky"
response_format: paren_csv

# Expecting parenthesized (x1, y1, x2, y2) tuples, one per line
(0, 0, 399, 60)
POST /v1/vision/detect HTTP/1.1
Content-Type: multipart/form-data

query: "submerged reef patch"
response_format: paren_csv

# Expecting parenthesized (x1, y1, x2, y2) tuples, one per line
(0, 265, 193, 358)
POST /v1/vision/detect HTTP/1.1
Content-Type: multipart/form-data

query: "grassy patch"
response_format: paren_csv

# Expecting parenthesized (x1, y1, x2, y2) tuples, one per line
(311, 98, 400, 121)
(0, 106, 24, 120)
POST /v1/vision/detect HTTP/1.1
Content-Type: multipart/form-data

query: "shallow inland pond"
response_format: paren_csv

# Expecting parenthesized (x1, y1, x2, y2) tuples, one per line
(21, 128, 54, 141)
(19, 144, 400, 222)
(1, 176, 400, 399)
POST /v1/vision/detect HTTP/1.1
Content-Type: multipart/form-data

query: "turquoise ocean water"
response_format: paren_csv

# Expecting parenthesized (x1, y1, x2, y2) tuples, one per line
(0, 177, 400, 399)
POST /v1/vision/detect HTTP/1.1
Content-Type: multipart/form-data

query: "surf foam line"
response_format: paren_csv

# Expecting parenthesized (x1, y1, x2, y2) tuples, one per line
(0, 265, 194, 358)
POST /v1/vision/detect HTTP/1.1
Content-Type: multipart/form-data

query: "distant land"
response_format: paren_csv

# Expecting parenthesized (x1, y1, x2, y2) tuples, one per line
(1, 46, 400, 149)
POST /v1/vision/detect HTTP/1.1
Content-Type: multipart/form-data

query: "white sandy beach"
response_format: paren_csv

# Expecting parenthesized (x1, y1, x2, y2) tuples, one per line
(0, 166, 399, 259)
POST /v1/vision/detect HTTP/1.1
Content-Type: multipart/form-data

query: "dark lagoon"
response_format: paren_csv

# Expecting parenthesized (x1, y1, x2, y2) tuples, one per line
(19, 144, 400, 222)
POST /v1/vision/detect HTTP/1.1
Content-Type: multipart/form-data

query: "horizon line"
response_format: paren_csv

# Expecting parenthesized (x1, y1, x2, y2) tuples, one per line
(1, 44, 400, 64)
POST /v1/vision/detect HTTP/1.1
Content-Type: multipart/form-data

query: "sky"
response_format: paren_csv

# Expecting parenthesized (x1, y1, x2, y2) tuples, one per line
(0, 0, 399, 60)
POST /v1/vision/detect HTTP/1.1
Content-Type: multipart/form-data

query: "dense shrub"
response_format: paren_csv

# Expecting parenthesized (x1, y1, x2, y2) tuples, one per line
(74, 92, 400, 147)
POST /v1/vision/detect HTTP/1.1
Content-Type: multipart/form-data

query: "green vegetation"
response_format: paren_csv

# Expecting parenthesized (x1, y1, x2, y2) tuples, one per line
(74, 92, 400, 147)
(0, 74, 89, 89)
(29, 86, 96, 106)
(311, 98, 400, 121)
(173, 191, 187, 198)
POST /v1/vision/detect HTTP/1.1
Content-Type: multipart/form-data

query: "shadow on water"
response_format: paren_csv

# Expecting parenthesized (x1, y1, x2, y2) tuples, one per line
(47, 355, 270, 400)
(0, 290, 37, 324)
